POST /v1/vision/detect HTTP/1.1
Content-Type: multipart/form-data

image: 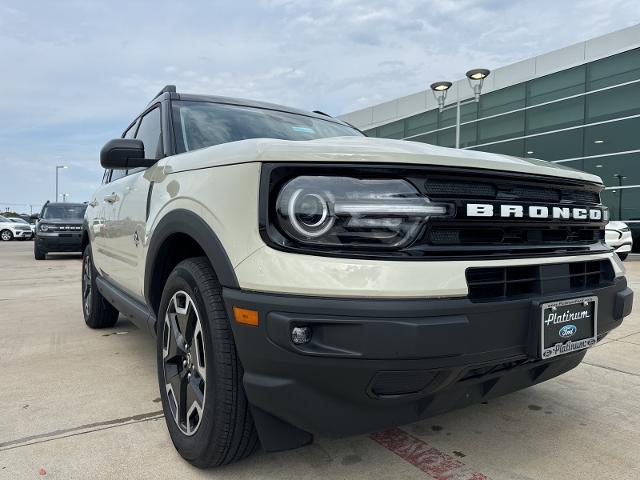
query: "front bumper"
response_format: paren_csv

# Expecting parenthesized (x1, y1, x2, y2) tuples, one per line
(36, 232, 83, 252)
(223, 278, 632, 451)
(13, 230, 33, 239)
(615, 243, 632, 253)
(606, 230, 633, 253)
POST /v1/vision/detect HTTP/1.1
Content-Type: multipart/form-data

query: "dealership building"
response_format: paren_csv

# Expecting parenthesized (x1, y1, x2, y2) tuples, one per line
(340, 24, 640, 246)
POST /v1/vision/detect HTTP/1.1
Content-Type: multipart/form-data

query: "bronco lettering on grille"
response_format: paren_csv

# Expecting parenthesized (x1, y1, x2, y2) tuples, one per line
(466, 204, 603, 221)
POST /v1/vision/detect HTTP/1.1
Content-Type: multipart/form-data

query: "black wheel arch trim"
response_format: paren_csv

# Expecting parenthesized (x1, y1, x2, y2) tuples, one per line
(144, 209, 239, 314)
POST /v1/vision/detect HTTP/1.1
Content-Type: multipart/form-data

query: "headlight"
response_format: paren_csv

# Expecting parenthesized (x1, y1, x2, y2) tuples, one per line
(274, 176, 452, 249)
(39, 223, 50, 232)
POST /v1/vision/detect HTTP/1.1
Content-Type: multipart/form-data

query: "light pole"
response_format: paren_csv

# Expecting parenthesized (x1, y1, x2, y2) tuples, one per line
(61, 193, 70, 202)
(55, 165, 68, 202)
(614, 174, 627, 220)
(430, 68, 491, 148)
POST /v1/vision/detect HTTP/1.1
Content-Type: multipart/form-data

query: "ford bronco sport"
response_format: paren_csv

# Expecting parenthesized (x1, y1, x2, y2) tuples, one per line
(82, 85, 633, 467)
(34, 201, 87, 259)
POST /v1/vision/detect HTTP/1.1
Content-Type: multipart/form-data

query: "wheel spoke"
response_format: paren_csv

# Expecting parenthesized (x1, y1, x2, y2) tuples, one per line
(163, 313, 187, 361)
(82, 257, 92, 315)
(185, 376, 204, 434)
(192, 322, 206, 381)
(165, 369, 186, 426)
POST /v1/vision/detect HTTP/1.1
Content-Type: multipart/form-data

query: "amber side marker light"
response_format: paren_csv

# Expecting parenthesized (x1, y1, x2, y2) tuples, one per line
(233, 307, 259, 326)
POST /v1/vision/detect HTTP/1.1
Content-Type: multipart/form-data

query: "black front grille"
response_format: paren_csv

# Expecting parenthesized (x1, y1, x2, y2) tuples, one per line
(369, 369, 450, 397)
(428, 227, 602, 245)
(466, 260, 615, 301)
(423, 179, 599, 204)
(414, 171, 606, 257)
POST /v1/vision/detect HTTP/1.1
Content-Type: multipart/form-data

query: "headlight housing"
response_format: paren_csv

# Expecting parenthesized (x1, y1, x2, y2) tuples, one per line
(39, 223, 50, 232)
(272, 175, 452, 249)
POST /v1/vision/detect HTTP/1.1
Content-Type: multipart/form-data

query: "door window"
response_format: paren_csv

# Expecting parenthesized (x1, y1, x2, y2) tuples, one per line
(136, 107, 162, 159)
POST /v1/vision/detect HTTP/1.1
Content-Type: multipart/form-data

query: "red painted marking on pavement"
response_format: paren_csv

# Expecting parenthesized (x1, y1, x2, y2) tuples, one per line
(370, 427, 489, 480)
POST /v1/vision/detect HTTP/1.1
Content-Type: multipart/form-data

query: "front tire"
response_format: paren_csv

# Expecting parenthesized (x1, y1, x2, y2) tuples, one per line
(157, 257, 258, 468)
(617, 252, 629, 261)
(82, 244, 119, 328)
(0, 230, 13, 241)
(34, 243, 46, 260)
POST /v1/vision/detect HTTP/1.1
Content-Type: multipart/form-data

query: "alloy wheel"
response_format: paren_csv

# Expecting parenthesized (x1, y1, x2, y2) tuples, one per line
(162, 291, 207, 436)
(82, 254, 92, 316)
(1, 231, 11, 241)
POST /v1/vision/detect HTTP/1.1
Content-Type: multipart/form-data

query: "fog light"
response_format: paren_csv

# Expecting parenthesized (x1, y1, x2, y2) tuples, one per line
(291, 326, 312, 345)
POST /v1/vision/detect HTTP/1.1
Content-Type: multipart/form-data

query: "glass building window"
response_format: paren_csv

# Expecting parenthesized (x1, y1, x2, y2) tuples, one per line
(524, 128, 584, 161)
(584, 116, 640, 157)
(460, 102, 478, 123)
(437, 127, 456, 148)
(527, 65, 586, 105)
(601, 187, 640, 222)
(378, 120, 404, 139)
(583, 152, 640, 188)
(439, 107, 457, 128)
(408, 131, 438, 145)
(477, 111, 525, 145)
(460, 122, 477, 148)
(587, 47, 640, 90)
(405, 110, 437, 137)
(479, 84, 526, 118)
(586, 81, 640, 123)
(526, 96, 584, 134)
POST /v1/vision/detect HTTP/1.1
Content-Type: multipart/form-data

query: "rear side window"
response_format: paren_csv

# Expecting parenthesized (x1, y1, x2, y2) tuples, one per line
(136, 107, 162, 159)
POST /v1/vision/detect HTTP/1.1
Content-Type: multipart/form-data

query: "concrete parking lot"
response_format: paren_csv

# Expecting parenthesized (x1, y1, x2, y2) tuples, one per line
(0, 241, 639, 479)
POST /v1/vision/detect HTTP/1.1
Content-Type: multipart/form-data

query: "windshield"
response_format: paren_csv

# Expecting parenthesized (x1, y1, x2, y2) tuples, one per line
(172, 101, 362, 153)
(9, 218, 28, 224)
(41, 204, 87, 220)
(0, 215, 7, 222)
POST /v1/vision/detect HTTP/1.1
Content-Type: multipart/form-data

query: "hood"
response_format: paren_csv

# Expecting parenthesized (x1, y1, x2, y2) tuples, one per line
(163, 136, 602, 184)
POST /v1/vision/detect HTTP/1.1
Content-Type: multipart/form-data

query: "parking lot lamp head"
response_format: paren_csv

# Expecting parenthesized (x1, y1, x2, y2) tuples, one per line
(430, 81, 452, 111)
(466, 68, 491, 101)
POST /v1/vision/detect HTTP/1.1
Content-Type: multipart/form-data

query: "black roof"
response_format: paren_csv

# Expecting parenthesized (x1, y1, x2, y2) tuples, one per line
(149, 86, 353, 127)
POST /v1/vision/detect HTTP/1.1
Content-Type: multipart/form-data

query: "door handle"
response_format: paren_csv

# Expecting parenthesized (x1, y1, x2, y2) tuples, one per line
(104, 193, 119, 204)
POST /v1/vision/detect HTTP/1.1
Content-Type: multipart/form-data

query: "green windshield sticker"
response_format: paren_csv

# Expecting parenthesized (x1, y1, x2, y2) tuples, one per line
(291, 126, 315, 133)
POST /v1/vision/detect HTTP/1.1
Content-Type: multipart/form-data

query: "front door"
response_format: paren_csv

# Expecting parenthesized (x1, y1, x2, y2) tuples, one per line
(101, 105, 163, 297)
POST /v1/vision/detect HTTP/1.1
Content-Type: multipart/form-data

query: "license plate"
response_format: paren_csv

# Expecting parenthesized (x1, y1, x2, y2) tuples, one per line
(540, 296, 598, 359)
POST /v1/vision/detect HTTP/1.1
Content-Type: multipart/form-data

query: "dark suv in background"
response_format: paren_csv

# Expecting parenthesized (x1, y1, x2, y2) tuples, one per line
(34, 202, 87, 260)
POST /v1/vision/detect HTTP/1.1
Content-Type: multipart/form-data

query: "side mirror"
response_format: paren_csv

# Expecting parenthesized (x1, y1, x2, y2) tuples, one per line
(100, 139, 157, 170)
(30, 213, 40, 220)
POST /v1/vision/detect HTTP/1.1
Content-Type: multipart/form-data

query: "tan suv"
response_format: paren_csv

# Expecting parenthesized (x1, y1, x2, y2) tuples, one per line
(82, 85, 633, 468)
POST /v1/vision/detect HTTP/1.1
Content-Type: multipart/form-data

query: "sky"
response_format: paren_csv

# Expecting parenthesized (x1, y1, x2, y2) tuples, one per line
(1, 0, 639, 213)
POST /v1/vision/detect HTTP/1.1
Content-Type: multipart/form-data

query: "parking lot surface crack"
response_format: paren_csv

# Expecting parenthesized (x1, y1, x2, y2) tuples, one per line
(0, 410, 163, 451)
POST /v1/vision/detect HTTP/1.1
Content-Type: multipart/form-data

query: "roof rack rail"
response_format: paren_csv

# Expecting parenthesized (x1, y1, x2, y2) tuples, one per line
(151, 85, 176, 102)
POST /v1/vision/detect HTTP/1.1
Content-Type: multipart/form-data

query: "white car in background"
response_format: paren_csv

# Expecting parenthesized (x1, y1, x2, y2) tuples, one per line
(8, 217, 35, 235)
(0, 215, 34, 241)
(605, 221, 633, 260)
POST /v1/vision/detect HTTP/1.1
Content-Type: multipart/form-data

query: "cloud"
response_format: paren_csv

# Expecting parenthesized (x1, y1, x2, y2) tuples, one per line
(1, 0, 639, 210)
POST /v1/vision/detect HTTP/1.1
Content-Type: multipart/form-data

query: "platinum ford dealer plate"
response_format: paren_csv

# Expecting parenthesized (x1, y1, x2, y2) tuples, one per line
(540, 296, 598, 359)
